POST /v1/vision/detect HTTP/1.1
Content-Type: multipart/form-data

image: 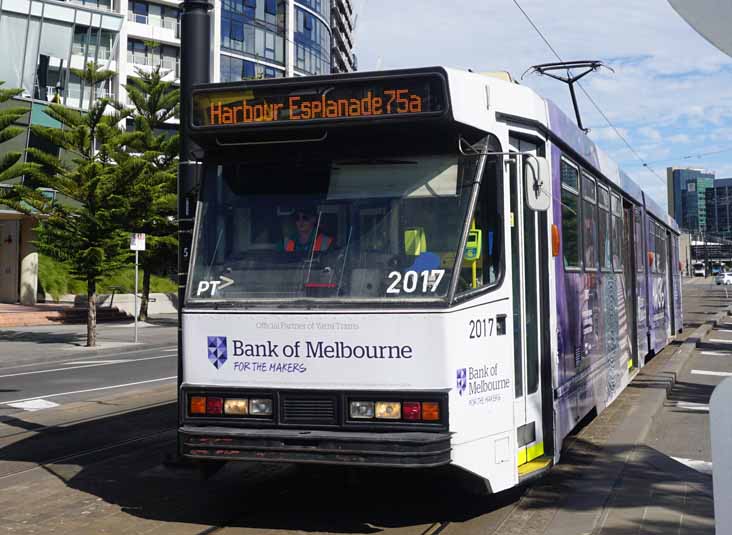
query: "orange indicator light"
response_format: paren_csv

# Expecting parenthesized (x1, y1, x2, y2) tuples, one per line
(422, 402, 440, 421)
(190, 396, 206, 415)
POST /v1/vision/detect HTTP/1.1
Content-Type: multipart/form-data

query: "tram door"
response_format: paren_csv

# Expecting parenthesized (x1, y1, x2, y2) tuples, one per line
(623, 203, 638, 368)
(667, 231, 676, 335)
(509, 139, 545, 467)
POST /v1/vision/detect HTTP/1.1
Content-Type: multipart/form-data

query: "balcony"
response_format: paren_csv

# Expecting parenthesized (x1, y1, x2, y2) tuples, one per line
(65, 0, 113, 12)
(126, 12, 181, 41)
(127, 52, 180, 78)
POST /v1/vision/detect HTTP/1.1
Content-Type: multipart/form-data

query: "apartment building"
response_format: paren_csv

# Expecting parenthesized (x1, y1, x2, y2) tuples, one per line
(0, 0, 355, 303)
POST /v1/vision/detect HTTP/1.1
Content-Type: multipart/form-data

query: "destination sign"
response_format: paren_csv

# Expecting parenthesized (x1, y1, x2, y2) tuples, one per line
(191, 74, 447, 128)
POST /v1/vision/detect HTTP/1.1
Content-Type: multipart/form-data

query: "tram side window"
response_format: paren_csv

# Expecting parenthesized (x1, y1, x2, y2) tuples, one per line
(635, 207, 644, 273)
(598, 185, 612, 271)
(657, 224, 666, 273)
(582, 174, 598, 270)
(560, 159, 581, 269)
(611, 193, 623, 272)
(649, 221, 657, 273)
(457, 156, 502, 294)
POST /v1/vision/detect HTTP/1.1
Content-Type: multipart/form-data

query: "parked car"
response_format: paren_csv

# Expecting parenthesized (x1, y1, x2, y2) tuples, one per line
(715, 272, 732, 285)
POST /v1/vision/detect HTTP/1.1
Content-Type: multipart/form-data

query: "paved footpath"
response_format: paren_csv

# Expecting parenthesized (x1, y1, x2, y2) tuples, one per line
(485, 278, 722, 535)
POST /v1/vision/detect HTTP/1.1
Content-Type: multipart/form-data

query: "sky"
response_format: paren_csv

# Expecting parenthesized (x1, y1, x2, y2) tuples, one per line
(352, 0, 732, 209)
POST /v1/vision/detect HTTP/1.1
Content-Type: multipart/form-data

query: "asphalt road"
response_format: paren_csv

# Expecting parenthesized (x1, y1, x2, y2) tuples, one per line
(0, 319, 177, 412)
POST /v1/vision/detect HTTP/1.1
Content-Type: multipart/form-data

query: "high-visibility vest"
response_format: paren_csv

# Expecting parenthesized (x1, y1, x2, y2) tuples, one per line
(284, 234, 332, 252)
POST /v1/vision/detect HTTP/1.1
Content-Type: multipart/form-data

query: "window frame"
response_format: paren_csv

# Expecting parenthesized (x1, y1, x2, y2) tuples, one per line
(649, 219, 657, 274)
(596, 184, 612, 273)
(560, 157, 582, 271)
(453, 138, 506, 303)
(581, 172, 598, 272)
(611, 192, 623, 273)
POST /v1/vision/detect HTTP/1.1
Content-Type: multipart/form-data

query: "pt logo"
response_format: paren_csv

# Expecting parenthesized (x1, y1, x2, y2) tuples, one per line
(456, 368, 467, 396)
(207, 336, 228, 369)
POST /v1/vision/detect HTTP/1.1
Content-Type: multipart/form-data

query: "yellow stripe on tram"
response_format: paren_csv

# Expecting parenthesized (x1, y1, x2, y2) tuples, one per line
(517, 441, 545, 466)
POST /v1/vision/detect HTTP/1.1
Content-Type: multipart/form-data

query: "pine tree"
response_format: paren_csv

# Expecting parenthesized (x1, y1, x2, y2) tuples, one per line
(121, 67, 179, 321)
(2, 99, 139, 346)
(0, 82, 37, 182)
(71, 62, 116, 111)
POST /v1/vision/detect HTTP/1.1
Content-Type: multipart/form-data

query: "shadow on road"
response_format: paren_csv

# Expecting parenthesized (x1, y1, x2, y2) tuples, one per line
(0, 399, 714, 533)
(0, 402, 524, 531)
(0, 330, 86, 345)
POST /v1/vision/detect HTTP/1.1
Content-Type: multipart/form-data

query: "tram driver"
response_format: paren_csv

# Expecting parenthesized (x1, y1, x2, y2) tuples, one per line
(282, 206, 333, 253)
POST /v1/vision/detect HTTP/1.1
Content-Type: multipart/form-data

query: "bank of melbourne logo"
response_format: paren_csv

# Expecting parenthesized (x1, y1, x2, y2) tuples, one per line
(456, 368, 467, 396)
(207, 336, 228, 369)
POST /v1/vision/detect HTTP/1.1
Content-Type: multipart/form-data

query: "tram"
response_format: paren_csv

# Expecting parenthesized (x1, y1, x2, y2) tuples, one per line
(179, 67, 682, 493)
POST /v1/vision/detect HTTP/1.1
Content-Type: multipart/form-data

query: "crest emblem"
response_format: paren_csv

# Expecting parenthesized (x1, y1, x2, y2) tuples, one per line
(456, 368, 467, 396)
(207, 336, 228, 369)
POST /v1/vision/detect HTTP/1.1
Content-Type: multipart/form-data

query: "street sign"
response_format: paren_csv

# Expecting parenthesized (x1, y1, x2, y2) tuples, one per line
(130, 233, 145, 343)
(711, 377, 732, 534)
(130, 233, 146, 251)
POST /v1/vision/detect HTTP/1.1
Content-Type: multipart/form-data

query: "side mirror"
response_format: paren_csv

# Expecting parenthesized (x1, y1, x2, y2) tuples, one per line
(464, 229, 482, 261)
(524, 156, 551, 211)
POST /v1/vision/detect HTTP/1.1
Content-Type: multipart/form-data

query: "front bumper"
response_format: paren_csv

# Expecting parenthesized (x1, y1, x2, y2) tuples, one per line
(180, 426, 452, 467)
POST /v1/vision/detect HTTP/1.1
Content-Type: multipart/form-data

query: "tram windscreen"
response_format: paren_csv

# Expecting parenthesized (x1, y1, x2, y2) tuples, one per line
(188, 152, 480, 302)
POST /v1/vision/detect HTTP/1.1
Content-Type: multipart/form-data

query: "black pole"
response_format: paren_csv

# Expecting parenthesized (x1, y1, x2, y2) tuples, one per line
(567, 81, 585, 133)
(177, 0, 211, 456)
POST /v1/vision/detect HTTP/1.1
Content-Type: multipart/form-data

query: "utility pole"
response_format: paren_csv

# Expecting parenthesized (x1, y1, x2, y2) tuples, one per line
(177, 0, 211, 455)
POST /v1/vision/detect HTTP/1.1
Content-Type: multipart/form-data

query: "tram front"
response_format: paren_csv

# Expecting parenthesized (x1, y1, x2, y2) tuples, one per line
(181, 67, 547, 492)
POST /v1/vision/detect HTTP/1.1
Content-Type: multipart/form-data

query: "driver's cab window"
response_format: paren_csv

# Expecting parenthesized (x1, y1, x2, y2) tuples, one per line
(456, 155, 503, 295)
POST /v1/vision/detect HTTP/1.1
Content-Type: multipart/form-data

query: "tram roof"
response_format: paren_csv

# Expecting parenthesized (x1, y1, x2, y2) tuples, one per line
(442, 67, 679, 233)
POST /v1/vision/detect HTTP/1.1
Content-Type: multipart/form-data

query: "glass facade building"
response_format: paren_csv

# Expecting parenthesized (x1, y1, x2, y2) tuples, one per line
(666, 167, 715, 232)
(705, 177, 732, 239)
(216, 0, 355, 81)
(0, 0, 354, 304)
(0, 0, 123, 109)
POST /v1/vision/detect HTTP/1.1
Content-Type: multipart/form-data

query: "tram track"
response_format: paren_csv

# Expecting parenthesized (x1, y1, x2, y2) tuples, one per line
(0, 427, 176, 482)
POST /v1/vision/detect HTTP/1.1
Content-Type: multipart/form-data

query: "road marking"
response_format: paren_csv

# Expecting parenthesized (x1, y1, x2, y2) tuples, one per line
(0, 355, 174, 379)
(672, 401, 710, 412)
(671, 456, 713, 476)
(6, 399, 60, 412)
(162, 348, 178, 352)
(700, 351, 731, 356)
(0, 346, 178, 372)
(691, 369, 732, 377)
(63, 360, 128, 365)
(1, 376, 176, 405)
(708, 338, 732, 344)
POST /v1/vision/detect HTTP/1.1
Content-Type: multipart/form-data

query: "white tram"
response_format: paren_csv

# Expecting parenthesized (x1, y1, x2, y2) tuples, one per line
(180, 67, 682, 493)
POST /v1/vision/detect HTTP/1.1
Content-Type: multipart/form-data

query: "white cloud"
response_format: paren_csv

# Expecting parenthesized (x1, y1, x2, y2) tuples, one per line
(354, 0, 732, 209)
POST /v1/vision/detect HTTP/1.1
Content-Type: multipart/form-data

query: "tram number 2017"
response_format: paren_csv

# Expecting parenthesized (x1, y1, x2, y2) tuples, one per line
(386, 270, 445, 294)
(469, 318, 494, 339)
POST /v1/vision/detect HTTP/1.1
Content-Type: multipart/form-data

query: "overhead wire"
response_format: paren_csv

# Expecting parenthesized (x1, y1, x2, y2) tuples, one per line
(634, 146, 732, 167)
(510, 0, 667, 185)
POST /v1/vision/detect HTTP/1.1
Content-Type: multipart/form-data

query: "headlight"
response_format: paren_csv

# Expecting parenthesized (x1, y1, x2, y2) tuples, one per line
(350, 401, 375, 419)
(224, 399, 249, 415)
(249, 398, 273, 416)
(375, 401, 401, 419)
